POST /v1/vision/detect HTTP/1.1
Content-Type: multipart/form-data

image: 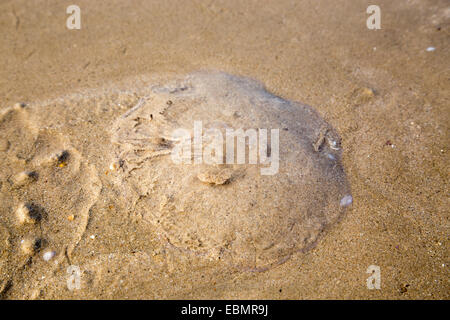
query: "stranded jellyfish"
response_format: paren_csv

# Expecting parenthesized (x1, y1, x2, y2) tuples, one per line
(111, 72, 352, 271)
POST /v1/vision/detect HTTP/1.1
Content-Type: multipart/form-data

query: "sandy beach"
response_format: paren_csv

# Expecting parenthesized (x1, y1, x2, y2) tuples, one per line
(0, 0, 448, 299)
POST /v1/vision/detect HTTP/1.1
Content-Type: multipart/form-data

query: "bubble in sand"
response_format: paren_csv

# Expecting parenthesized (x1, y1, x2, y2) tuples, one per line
(110, 71, 352, 271)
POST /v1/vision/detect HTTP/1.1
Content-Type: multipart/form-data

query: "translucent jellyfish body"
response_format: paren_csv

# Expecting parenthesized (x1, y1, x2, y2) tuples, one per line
(111, 72, 352, 271)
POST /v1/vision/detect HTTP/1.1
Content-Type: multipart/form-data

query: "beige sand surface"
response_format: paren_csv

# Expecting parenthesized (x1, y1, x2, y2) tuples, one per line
(0, 0, 448, 299)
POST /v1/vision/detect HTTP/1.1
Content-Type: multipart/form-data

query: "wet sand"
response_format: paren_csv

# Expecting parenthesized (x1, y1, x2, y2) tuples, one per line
(0, 0, 448, 299)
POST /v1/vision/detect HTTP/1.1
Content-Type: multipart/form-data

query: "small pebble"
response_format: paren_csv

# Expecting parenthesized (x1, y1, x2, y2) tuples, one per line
(13, 102, 26, 109)
(20, 238, 41, 255)
(340, 195, 353, 207)
(43, 250, 56, 261)
(90, 235, 96, 240)
(55, 150, 70, 167)
(15, 203, 41, 225)
(426, 47, 436, 52)
(361, 87, 375, 98)
(328, 139, 340, 150)
(109, 161, 122, 171)
(20, 239, 35, 255)
(39, 150, 70, 167)
(10, 171, 38, 187)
